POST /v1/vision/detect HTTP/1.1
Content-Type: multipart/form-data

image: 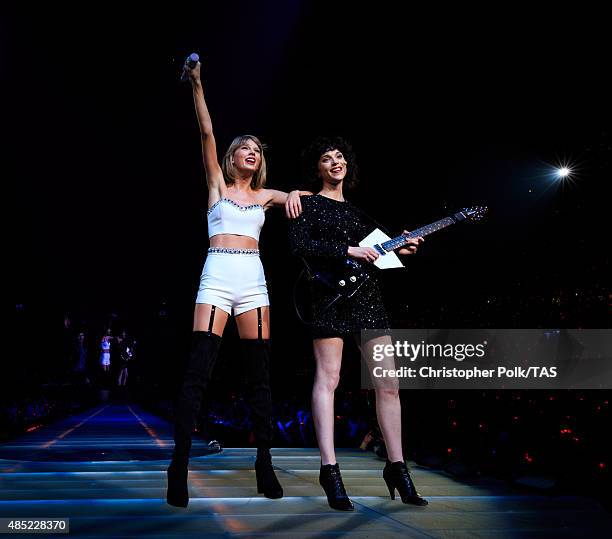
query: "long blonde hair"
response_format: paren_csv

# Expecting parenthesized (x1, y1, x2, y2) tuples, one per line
(222, 135, 267, 190)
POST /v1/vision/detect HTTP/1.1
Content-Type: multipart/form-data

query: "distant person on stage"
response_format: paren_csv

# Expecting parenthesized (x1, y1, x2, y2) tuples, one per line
(100, 330, 112, 373)
(116, 330, 132, 387)
(289, 136, 428, 510)
(74, 331, 91, 384)
(166, 57, 311, 508)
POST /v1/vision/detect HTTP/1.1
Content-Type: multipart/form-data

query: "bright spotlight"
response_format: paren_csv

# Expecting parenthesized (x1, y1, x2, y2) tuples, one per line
(557, 167, 571, 178)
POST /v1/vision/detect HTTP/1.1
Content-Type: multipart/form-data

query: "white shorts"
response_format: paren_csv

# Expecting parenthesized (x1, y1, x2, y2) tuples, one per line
(101, 352, 110, 366)
(195, 248, 270, 316)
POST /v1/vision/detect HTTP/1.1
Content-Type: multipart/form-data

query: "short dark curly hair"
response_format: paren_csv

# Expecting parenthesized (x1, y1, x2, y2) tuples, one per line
(301, 136, 359, 189)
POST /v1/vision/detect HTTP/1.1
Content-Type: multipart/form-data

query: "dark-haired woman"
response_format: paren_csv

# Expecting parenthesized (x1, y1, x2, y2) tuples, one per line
(166, 60, 310, 508)
(289, 137, 428, 511)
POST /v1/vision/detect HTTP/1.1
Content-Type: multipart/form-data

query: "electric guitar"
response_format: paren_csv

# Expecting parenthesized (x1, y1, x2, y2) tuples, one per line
(305, 206, 488, 304)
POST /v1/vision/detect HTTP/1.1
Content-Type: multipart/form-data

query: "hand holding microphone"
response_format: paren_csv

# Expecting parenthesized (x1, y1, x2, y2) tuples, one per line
(180, 53, 200, 82)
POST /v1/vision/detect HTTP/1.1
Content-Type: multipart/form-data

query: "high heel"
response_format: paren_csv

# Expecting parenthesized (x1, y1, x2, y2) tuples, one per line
(255, 449, 283, 499)
(319, 463, 354, 511)
(166, 458, 189, 508)
(383, 460, 428, 506)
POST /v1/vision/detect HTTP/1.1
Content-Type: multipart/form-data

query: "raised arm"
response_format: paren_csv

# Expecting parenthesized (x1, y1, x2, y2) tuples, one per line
(185, 62, 224, 199)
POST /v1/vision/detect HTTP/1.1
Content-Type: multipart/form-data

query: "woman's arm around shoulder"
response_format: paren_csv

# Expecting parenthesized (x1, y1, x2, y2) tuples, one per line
(261, 189, 314, 218)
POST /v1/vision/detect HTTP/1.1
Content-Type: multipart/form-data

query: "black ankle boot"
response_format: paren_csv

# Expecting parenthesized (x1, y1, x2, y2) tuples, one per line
(255, 448, 283, 499)
(167, 331, 222, 508)
(319, 463, 354, 511)
(383, 460, 428, 506)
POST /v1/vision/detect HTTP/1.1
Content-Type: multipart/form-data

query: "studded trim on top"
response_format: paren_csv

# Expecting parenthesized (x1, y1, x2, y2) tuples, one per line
(207, 247, 260, 255)
(207, 198, 265, 216)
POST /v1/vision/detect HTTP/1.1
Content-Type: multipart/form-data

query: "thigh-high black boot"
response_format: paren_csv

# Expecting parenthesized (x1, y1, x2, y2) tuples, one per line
(241, 338, 283, 499)
(167, 331, 222, 507)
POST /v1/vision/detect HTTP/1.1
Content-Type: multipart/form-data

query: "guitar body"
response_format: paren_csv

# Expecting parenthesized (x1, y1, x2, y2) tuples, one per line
(311, 258, 370, 300)
(306, 226, 402, 309)
(359, 228, 404, 269)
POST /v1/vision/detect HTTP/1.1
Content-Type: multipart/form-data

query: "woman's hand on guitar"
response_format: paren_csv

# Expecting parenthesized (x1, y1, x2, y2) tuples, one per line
(348, 246, 379, 263)
(398, 234, 424, 255)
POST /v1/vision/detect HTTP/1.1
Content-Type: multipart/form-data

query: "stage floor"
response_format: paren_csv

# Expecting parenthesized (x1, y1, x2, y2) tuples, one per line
(1, 404, 610, 538)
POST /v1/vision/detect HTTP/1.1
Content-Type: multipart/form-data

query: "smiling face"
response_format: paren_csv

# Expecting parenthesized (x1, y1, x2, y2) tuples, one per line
(232, 138, 262, 173)
(222, 135, 268, 189)
(302, 136, 358, 190)
(318, 148, 347, 185)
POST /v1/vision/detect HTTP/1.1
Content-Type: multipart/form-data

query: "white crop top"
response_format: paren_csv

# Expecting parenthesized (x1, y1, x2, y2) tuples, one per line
(207, 198, 265, 241)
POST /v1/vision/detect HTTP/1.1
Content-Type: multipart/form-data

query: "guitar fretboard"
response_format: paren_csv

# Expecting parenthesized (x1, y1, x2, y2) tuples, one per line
(381, 213, 465, 252)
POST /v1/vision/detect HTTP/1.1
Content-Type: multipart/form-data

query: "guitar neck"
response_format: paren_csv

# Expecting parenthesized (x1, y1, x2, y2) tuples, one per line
(381, 212, 466, 252)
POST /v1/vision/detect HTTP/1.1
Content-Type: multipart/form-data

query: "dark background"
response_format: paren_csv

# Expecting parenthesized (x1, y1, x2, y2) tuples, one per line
(7, 2, 611, 387)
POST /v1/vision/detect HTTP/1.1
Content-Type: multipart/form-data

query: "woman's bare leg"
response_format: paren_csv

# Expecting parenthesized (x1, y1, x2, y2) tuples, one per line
(193, 303, 229, 335)
(235, 306, 270, 340)
(312, 337, 344, 465)
(359, 334, 403, 462)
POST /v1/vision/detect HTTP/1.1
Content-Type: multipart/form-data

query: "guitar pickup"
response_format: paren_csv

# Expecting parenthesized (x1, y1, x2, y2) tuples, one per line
(374, 244, 386, 255)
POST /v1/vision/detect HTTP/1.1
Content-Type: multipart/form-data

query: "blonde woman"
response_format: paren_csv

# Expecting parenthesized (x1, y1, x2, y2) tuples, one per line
(167, 59, 309, 507)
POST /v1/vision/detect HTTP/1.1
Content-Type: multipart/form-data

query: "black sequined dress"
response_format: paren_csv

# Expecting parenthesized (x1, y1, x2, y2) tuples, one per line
(289, 194, 391, 338)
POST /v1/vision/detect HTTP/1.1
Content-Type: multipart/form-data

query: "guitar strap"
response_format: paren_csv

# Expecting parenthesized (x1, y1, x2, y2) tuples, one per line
(346, 199, 393, 237)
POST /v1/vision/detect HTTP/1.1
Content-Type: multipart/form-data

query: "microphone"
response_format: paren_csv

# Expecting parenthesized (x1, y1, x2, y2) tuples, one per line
(180, 53, 200, 82)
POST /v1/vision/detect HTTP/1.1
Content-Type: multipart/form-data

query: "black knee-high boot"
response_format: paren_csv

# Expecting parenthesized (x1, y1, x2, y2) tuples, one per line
(241, 338, 283, 499)
(167, 331, 222, 507)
